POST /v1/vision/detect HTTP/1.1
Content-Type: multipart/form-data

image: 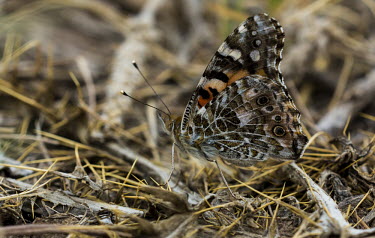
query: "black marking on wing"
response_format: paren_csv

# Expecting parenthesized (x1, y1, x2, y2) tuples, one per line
(203, 70, 230, 83)
(209, 87, 219, 97)
(198, 88, 210, 99)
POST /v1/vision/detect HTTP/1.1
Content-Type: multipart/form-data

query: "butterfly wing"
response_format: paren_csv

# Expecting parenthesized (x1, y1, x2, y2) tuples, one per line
(192, 76, 308, 166)
(180, 14, 285, 132)
(176, 14, 307, 164)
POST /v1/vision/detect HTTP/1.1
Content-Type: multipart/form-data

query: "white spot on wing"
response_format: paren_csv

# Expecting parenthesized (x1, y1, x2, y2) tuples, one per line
(229, 50, 241, 60)
(198, 76, 207, 85)
(250, 50, 260, 61)
(197, 106, 207, 116)
(217, 42, 242, 61)
(217, 42, 226, 53)
(238, 22, 247, 33)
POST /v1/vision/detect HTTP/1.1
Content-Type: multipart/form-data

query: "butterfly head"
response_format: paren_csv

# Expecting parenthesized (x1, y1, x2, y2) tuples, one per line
(158, 113, 181, 136)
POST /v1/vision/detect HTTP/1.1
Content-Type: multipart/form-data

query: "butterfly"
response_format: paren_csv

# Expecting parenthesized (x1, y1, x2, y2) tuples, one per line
(161, 13, 308, 168)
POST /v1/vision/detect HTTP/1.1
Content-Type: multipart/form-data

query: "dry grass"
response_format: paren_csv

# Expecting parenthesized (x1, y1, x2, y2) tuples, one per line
(0, 0, 375, 237)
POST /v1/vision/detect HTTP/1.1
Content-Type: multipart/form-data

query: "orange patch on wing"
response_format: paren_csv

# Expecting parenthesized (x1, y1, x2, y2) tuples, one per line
(197, 79, 227, 108)
(227, 69, 250, 85)
(197, 71, 252, 108)
(198, 96, 212, 108)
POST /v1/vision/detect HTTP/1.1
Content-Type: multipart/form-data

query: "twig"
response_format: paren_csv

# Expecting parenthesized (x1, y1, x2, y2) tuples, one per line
(317, 69, 375, 134)
(0, 223, 131, 236)
(76, 56, 96, 125)
(102, 0, 167, 124)
(286, 162, 375, 236)
(1, 177, 144, 217)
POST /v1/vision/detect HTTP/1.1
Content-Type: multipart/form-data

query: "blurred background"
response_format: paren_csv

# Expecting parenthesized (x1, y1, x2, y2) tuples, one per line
(0, 0, 375, 236)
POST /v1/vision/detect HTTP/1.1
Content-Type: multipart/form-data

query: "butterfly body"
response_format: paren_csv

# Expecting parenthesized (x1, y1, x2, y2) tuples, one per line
(163, 14, 307, 166)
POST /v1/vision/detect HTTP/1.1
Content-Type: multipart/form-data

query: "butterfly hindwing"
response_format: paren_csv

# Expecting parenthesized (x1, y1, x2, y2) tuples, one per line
(191, 76, 307, 165)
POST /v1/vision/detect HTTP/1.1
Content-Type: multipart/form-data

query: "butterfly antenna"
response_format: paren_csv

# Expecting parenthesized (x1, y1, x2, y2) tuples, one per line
(120, 90, 170, 118)
(132, 61, 172, 116)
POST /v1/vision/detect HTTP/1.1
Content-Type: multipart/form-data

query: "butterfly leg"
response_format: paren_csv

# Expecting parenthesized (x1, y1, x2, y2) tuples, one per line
(161, 142, 176, 186)
(214, 160, 236, 198)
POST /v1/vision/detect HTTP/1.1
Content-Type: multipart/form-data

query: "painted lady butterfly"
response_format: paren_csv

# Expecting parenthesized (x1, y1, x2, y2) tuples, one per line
(162, 13, 308, 167)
